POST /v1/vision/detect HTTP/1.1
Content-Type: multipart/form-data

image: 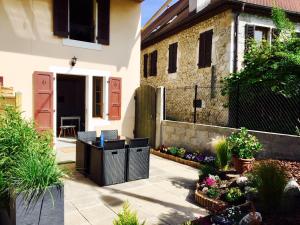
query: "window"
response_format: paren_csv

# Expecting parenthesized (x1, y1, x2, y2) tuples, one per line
(53, 0, 110, 45)
(0, 76, 3, 86)
(93, 77, 104, 117)
(149, 51, 158, 76)
(69, 0, 94, 42)
(245, 25, 270, 51)
(143, 54, 149, 78)
(168, 42, 178, 73)
(198, 29, 213, 68)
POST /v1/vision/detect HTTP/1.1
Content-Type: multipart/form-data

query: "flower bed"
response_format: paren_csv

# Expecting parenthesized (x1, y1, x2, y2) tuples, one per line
(151, 145, 216, 169)
(150, 149, 201, 168)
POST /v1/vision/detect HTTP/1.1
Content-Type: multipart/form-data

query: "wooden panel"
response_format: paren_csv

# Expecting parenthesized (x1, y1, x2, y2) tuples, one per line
(0, 76, 3, 86)
(33, 72, 53, 132)
(135, 85, 156, 147)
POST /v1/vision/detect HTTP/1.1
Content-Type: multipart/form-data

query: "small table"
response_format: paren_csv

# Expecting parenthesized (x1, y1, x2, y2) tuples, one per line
(61, 116, 81, 131)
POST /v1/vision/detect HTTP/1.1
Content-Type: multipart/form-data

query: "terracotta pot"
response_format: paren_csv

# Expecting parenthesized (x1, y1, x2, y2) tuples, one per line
(239, 158, 255, 174)
(232, 155, 241, 173)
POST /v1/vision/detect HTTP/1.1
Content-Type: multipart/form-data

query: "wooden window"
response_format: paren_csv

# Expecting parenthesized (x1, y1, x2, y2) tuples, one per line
(143, 54, 149, 78)
(198, 29, 213, 68)
(168, 42, 178, 73)
(0, 76, 3, 86)
(245, 25, 269, 51)
(149, 50, 158, 76)
(53, 0, 110, 45)
(93, 77, 103, 118)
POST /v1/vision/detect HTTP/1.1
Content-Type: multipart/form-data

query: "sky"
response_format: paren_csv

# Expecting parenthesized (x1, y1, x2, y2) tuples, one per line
(142, 0, 177, 26)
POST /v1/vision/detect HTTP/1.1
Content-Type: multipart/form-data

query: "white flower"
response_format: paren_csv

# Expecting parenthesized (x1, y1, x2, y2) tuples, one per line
(202, 187, 209, 193)
(236, 176, 248, 186)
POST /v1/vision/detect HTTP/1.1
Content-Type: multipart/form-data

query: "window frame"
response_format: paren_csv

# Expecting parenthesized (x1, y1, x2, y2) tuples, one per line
(92, 77, 104, 118)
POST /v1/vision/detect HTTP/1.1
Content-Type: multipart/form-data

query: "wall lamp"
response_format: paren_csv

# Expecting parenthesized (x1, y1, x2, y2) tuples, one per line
(70, 56, 78, 67)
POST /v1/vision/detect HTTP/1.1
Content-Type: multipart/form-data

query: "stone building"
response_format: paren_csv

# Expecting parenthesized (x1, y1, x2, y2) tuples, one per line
(141, 0, 300, 126)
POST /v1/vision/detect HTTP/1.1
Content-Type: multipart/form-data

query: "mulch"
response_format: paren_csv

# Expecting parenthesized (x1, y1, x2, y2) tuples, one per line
(258, 159, 300, 183)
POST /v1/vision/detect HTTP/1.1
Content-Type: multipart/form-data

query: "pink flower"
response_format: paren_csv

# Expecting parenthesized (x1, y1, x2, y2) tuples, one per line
(203, 177, 216, 187)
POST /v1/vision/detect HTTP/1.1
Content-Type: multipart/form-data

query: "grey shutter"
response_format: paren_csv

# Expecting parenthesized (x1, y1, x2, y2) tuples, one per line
(53, 0, 69, 37)
(97, 0, 110, 45)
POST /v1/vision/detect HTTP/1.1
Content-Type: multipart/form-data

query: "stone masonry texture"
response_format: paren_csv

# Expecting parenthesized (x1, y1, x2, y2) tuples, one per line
(141, 10, 233, 126)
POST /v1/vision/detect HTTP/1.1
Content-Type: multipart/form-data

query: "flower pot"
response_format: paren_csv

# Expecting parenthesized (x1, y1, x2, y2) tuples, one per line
(9, 185, 64, 225)
(238, 158, 255, 174)
(232, 155, 241, 173)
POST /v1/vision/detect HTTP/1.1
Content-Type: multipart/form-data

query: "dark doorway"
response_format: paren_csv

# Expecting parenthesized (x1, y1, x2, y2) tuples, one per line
(57, 75, 86, 136)
(69, 0, 94, 42)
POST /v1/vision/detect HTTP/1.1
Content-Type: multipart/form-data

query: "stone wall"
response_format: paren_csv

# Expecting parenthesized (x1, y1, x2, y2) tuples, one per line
(141, 10, 233, 125)
(161, 120, 300, 161)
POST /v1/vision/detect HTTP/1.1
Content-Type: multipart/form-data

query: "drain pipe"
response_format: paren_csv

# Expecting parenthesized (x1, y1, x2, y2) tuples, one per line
(233, 3, 245, 73)
(233, 3, 245, 128)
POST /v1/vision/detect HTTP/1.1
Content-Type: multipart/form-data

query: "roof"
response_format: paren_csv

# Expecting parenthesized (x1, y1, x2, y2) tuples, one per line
(142, 0, 300, 49)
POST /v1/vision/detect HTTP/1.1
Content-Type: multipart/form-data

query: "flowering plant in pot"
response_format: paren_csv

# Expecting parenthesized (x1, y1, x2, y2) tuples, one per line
(226, 128, 262, 174)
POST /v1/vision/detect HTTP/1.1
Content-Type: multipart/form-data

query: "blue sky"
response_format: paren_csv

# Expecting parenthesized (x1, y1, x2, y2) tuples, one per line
(142, 0, 177, 26)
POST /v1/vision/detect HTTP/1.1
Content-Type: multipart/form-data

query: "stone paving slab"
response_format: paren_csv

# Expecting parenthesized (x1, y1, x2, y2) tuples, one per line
(63, 154, 208, 225)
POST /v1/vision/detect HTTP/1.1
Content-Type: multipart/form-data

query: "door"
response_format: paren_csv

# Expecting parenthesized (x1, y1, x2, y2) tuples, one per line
(135, 85, 156, 147)
(33, 72, 54, 132)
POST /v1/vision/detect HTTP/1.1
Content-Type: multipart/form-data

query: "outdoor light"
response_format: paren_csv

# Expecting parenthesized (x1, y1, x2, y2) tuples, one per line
(70, 56, 77, 67)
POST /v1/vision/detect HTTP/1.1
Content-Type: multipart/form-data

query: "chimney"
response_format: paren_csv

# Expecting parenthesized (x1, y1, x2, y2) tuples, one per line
(189, 0, 211, 13)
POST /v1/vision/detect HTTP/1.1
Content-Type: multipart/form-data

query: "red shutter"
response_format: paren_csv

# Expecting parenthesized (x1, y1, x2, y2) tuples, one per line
(168, 43, 178, 73)
(97, 0, 110, 45)
(33, 72, 54, 132)
(53, 0, 69, 37)
(109, 77, 121, 120)
(0, 76, 3, 86)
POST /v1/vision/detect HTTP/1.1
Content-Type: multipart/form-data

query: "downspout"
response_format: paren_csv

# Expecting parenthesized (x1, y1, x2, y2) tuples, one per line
(233, 3, 245, 128)
(233, 3, 245, 73)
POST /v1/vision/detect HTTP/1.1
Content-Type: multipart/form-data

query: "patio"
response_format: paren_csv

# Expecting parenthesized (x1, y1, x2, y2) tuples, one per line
(61, 152, 208, 225)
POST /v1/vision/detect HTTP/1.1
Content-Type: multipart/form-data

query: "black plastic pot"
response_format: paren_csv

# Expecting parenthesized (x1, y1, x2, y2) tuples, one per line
(9, 185, 64, 225)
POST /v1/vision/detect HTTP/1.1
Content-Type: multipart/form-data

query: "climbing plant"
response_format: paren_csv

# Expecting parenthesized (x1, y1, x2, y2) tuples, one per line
(222, 8, 300, 98)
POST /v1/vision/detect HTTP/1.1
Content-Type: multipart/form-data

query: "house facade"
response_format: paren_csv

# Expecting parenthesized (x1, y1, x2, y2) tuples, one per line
(0, 0, 143, 138)
(141, 0, 300, 126)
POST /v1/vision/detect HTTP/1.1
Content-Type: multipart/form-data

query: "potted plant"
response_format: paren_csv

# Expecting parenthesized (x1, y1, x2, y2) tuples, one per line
(0, 106, 64, 225)
(226, 128, 262, 174)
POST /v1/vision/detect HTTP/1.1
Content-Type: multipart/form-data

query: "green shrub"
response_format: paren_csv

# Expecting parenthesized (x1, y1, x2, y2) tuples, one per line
(226, 128, 262, 159)
(211, 136, 231, 170)
(113, 202, 145, 225)
(177, 148, 186, 158)
(168, 147, 179, 156)
(251, 162, 288, 212)
(225, 187, 244, 203)
(199, 164, 218, 180)
(206, 188, 220, 199)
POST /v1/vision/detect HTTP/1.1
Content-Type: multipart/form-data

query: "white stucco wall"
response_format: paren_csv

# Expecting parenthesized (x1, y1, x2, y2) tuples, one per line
(0, 0, 141, 138)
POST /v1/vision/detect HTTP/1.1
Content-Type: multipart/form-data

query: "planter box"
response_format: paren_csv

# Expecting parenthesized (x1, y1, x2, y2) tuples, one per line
(150, 149, 201, 169)
(10, 185, 64, 225)
(0, 208, 11, 225)
(195, 189, 227, 212)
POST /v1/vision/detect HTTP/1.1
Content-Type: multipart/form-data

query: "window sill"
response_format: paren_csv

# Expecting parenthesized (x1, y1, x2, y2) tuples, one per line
(63, 39, 102, 51)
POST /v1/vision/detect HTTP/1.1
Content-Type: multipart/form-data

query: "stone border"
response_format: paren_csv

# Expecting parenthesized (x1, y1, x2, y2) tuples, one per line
(150, 149, 201, 169)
